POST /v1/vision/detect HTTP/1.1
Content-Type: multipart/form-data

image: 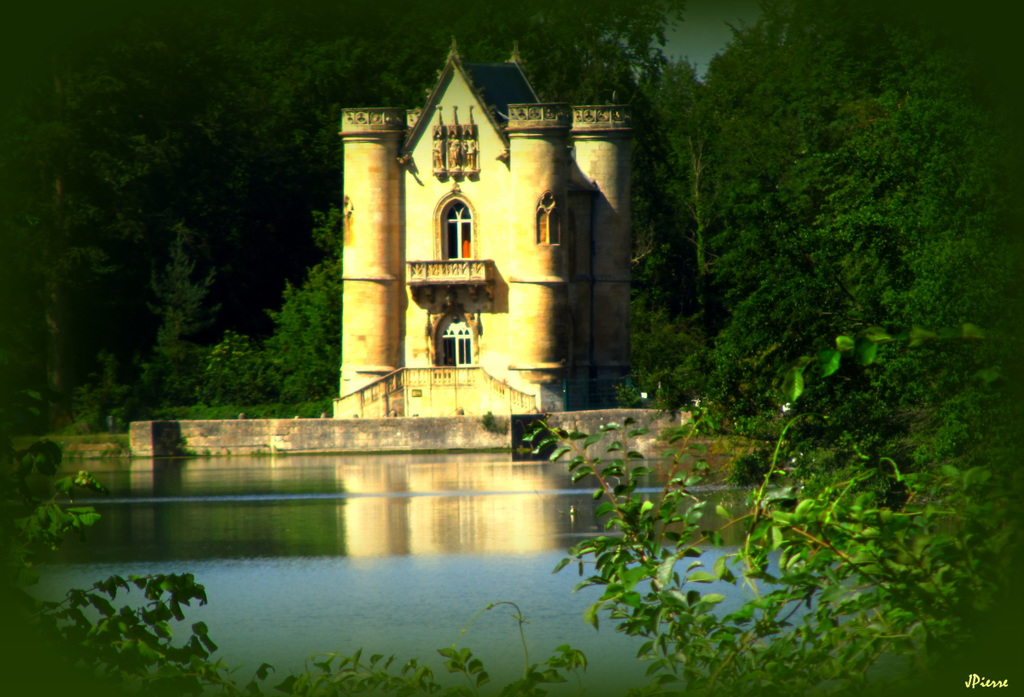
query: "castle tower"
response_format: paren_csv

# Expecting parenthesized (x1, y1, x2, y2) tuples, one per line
(571, 106, 632, 380)
(339, 108, 406, 396)
(505, 104, 572, 410)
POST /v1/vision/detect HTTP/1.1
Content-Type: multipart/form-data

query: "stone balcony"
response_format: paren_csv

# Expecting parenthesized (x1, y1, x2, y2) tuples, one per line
(407, 259, 496, 302)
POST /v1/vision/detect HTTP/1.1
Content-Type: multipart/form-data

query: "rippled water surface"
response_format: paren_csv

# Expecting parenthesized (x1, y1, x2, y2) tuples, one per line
(36, 452, 747, 693)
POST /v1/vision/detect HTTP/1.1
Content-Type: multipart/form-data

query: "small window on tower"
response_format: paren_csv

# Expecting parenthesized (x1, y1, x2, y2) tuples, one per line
(536, 192, 559, 245)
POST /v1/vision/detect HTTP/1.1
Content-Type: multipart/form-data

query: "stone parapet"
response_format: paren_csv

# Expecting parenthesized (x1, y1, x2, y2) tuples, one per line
(505, 103, 571, 132)
(571, 105, 632, 134)
(340, 108, 406, 135)
(128, 409, 690, 457)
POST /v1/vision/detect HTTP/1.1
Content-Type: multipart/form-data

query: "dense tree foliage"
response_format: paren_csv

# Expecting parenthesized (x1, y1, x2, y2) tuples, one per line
(631, 0, 1022, 485)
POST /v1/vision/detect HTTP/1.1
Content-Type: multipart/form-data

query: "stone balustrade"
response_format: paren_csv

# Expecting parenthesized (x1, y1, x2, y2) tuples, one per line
(407, 259, 496, 301)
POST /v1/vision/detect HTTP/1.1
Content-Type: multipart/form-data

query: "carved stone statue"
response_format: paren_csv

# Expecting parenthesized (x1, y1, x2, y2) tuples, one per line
(447, 134, 463, 170)
(464, 134, 478, 171)
(432, 129, 444, 171)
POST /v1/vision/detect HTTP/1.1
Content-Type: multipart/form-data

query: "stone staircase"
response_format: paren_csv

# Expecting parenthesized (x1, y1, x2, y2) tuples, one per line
(333, 367, 537, 419)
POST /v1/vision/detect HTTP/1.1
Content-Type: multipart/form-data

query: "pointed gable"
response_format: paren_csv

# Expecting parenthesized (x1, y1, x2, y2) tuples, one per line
(403, 42, 539, 154)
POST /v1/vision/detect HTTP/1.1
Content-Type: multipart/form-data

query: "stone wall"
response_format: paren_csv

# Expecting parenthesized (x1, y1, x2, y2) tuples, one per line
(129, 409, 689, 457)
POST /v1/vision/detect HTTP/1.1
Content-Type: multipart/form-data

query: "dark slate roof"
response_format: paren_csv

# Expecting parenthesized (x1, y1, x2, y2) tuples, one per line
(463, 62, 538, 121)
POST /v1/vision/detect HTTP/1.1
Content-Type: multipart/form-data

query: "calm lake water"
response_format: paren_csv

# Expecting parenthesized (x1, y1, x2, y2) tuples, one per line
(35, 452, 748, 694)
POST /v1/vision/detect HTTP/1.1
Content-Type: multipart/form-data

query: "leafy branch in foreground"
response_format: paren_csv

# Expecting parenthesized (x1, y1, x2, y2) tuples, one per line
(778, 323, 993, 404)
(275, 602, 587, 697)
(1, 398, 109, 588)
(526, 408, 1019, 696)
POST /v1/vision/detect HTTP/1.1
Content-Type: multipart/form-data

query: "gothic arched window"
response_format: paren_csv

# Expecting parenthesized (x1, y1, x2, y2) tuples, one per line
(445, 201, 473, 259)
(536, 192, 560, 245)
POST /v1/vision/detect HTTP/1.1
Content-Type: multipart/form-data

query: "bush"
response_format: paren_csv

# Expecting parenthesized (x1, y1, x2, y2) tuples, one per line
(71, 352, 132, 433)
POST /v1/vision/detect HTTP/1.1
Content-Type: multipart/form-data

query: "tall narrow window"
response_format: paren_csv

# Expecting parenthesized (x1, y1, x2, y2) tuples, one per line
(440, 317, 473, 366)
(536, 192, 559, 245)
(445, 202, 473, 259)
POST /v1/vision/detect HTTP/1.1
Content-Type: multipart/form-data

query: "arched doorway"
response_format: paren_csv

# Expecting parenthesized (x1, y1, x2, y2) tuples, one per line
(439, 316, 473, 366)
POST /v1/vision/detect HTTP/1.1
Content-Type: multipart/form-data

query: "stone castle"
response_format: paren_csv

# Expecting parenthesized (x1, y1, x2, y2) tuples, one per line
(334, 42, 631, 418)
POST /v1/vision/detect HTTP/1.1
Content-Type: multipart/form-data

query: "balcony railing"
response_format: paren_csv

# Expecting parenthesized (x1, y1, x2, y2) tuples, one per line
(407, 259, 496, 301)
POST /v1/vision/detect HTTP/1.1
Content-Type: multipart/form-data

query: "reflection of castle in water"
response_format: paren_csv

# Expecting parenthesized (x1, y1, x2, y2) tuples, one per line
(338, 459, 565, 556)
(122, 453, 578, 558)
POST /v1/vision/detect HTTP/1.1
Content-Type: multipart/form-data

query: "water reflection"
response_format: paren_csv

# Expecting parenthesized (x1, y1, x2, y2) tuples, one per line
(56, 452, 744, 563)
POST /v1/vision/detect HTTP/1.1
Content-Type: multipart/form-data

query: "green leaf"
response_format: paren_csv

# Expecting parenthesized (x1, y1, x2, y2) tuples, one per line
(817, 349, 841, 377)
(552, 557, 571, 574)
(68, 507, 101, 526)
(713, 555, 736, 583)
(656, 557, 677, 588)
(794, 499, 816, 519)
(583, 602, 600, 629)
(686, 570, 715, 583)
(549, 446, 572, 462)
(781, 368, 804, 402)
(863, 326, 891, 343)
(909, 326, 939, 347)
(961, 323, 985, 339)
(835, 335, 855, 352)
(854, 337, 878, 365)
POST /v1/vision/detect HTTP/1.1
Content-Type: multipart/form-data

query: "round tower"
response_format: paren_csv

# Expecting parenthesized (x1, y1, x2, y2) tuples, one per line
(339, 108, 405, 396)
(505, 104, 572, 410)
(571, 106, 632, 381)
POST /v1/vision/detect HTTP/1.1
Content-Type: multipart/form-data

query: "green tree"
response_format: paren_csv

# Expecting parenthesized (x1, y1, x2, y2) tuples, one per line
(140, 228, 219, 407)
(264, 207, 343, 403)
(633, 0, 1022, 482)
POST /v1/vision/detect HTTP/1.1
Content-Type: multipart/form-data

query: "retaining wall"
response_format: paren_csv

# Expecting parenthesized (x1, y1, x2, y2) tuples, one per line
(129, 409, 689, 457)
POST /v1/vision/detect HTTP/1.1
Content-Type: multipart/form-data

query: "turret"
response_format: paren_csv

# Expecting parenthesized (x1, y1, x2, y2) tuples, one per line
(505, 103, 572, 410)
(571, 106, 632, 381)
(339, 108, 406, 396)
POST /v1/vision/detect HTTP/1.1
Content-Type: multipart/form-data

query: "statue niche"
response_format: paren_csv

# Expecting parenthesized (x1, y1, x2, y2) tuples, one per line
(432, 112, 479, 181)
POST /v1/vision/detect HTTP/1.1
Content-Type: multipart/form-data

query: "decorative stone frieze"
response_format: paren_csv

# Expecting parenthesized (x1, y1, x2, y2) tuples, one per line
(506, 103, 571, 132)
(571, 105, 632, 132)
(408, 260, 493, 283)
(340, 108, 406, 134)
